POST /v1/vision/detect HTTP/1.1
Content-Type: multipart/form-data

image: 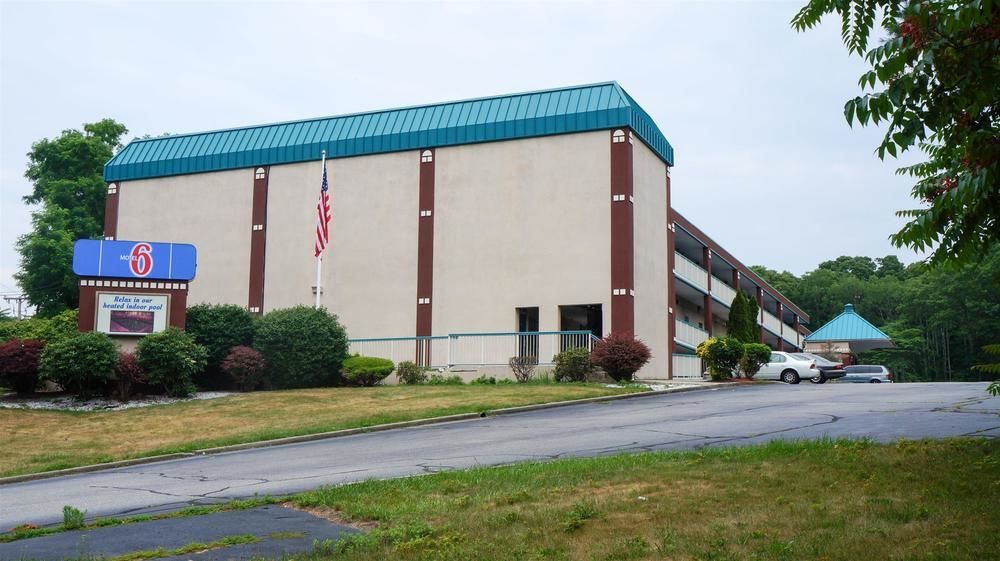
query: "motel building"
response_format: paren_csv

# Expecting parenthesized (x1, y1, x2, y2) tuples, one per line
(98, 82, 809, 380)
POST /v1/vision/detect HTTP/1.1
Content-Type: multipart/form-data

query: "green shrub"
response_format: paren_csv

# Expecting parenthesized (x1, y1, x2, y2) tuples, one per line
(136, 327, 208, 397)
(0, 309, 78, 346)
(341, 355, 394, 387)
(254, 306, 348, 389)
(427, 373, 464, 385)
(590, 334, 652, 382)
(508, 355, 536, 383)
(185, 304, 256, 388)
(696, 336, 743, 381)
(221, 345, 267, 392)
(553, 347, 593, 382)
(113, 351, 145, 401)
(62, 505, 86, 530)
(471, 375, 497, 385)
(0, 338, 46, 394)
(739, 343, 772, 379)
(39, 332, 118, 398)
(396, 361, 428, 385)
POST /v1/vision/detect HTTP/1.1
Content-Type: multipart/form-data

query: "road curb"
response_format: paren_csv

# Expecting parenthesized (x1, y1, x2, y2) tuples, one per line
(0, 382, 736, 486)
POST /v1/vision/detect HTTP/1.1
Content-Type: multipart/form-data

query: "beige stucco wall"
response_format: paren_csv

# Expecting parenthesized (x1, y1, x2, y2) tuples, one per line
(632, 140, 669, 378)
(264, 151, 419, 339)
(432, 132, 611, 336)
(116, 168, 252, 306)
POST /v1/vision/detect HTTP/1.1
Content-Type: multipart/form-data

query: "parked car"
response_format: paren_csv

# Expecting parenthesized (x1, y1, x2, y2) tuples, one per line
(756, 352, 822, 384)
(791, 353, 846, 384)
(841, 365, 894, 383)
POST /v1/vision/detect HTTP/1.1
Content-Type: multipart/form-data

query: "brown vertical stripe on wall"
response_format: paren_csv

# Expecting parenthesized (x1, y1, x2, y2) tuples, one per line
(247, 167, 270, 314)
(104, 183, 120, 240)
(665, 168, 675, 379)
(610, 130, 634, 337)
(703, 247, 713, 336)
(78, 285, 97, 331)
(416, 150, 435, 365)
(756, 287, 765, 344)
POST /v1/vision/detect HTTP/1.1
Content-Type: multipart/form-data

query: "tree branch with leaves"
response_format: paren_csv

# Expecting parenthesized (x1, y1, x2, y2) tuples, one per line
(792, 0, 998, 265)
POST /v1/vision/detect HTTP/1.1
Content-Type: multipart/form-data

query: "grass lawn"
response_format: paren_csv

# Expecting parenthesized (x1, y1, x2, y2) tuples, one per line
(289, 439, 1000, 561)
(0, 384, 643, 478)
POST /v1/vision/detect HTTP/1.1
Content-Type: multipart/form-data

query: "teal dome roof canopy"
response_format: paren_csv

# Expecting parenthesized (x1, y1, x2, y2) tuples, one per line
(104, 82, 675, 182)
(804, 303, 894, 353)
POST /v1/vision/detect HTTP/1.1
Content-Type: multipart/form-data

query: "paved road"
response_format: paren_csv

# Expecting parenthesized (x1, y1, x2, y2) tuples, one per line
(2, 382, 997, 529)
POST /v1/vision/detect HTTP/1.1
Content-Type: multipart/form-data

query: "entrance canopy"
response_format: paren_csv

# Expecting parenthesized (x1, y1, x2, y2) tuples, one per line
(803, 303, 894, 353)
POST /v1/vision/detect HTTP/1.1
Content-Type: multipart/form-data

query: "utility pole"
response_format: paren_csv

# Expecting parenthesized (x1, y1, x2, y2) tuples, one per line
(3, 295, 26, 320)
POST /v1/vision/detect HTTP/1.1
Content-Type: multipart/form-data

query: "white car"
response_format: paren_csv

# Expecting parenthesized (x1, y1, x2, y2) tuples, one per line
(755, 351, 822, 384)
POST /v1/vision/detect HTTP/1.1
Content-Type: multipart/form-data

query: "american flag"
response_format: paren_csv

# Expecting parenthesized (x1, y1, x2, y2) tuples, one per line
(314, 163, 331, 257)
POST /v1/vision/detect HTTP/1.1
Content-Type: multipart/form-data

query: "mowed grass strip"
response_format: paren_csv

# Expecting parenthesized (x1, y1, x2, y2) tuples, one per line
(293, 439, 1000, 561)
(0, 384, 642, 477)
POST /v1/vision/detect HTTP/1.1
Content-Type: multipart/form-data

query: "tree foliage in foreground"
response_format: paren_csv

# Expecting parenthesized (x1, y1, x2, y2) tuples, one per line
(15, 119, 128, 316)
(792, 0, 999, 265)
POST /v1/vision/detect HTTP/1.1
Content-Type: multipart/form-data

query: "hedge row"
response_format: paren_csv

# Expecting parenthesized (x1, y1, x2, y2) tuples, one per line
(0, 305, 352, 398)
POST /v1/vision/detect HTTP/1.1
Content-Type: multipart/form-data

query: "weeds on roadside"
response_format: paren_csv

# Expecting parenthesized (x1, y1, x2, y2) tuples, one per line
(62, 505, 85, 530)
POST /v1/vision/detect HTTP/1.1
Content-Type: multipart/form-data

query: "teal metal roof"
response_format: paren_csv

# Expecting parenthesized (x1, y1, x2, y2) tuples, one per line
(104, 81, 674, 182)
(804, 304, 892, 342)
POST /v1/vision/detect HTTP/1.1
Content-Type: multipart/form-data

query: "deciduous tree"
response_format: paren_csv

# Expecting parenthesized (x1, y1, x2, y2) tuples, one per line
(15, 119, 128, 316)
(792, 1, 999, 265)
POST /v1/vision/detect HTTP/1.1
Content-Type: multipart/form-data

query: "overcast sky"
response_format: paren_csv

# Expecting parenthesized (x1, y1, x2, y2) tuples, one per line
(0, 0, 924, 308)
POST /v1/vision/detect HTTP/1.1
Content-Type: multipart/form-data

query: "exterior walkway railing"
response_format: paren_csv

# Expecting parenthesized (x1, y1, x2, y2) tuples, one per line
(674, 252, 708, 292)
(674, 319, 710, 348)
(710, 276, 737, 307)
(348, 330, 596, 368)
(762, 310, 783, 336)
(672, 354, 703, 379)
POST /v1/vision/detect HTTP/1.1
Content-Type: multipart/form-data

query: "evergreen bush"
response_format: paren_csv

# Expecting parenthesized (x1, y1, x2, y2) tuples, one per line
(136, 327, 208, 397)
(696, 336, 744, 381)
(341, 355, 394, 387)
(739, 343, 772, 379)
(553, 347, 594, 382)
(0, 309, 79, 346)
(39, 332, 118, 398)
(185, 304, 256, 388)
(254, 306, 349, 389)
(590, 334, 651, 382)
(0, 338, 46, 394)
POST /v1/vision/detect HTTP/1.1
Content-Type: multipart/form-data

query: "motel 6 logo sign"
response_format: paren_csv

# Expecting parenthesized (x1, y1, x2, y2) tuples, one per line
(72, 239, 198, 281)
(126, 242, 154, 277)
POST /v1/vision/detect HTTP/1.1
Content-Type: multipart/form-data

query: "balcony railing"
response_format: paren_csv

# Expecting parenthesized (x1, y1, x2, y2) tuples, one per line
(782, 326, 800, 348)
(675, 319, 709, 348)
(672, 354, 703, 379)
(762, 310, 783, 336)
(711, 277, 737, 307)
(674, 252, 708, 292)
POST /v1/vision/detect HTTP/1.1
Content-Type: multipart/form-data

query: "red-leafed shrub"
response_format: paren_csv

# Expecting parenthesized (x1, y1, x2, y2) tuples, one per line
(0, 338, 46, 394)
(114, 352, 146, 402)
(590, 334, 652, 382)
(221, 345, 267, 392)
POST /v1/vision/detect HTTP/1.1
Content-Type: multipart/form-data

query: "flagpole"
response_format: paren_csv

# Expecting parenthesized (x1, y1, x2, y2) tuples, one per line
(315, 150, 326, 309)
